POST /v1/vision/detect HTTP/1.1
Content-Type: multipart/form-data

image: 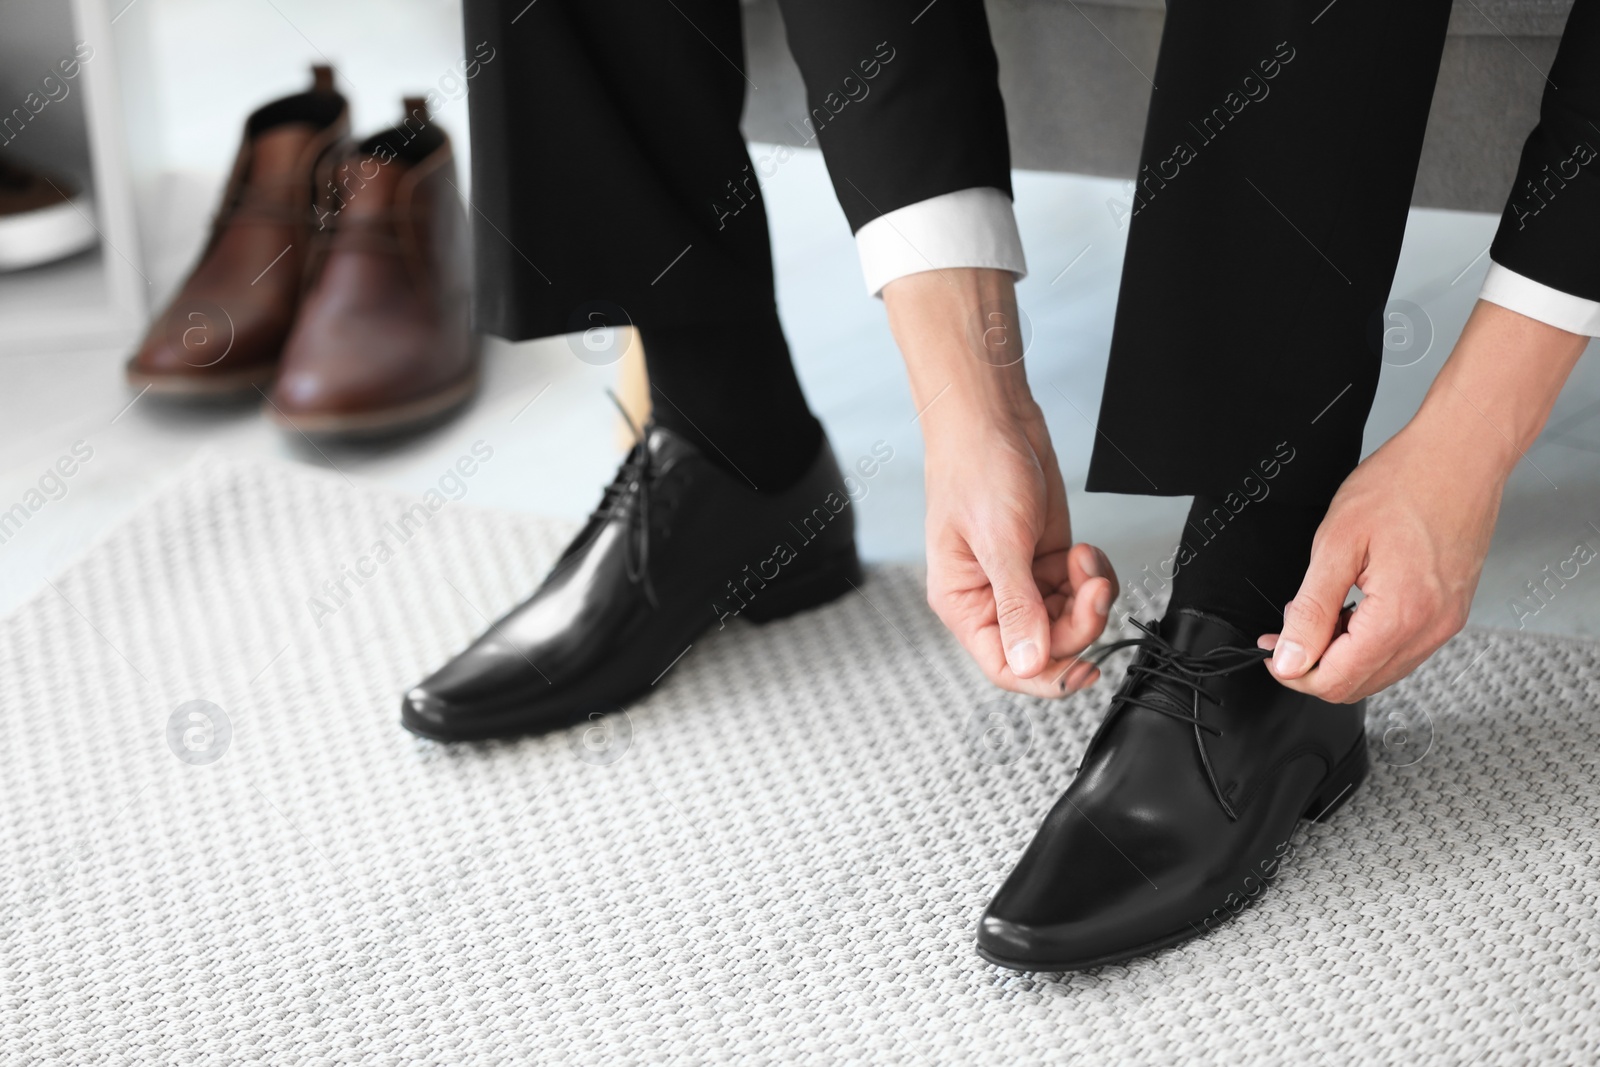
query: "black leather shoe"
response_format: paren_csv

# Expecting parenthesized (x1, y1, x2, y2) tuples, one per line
(976, 609, 1368, 971)
(401, 424, 862, 741)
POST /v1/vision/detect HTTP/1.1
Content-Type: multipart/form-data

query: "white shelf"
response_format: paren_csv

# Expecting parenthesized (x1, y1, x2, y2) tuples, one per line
(0, 0, 148, 356)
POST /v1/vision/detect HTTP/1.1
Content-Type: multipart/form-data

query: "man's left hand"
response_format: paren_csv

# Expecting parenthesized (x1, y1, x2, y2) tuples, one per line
(1259, 414, 1505, 703)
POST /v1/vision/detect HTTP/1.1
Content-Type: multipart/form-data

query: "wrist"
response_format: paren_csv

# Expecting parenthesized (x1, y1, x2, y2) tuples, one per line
(908, 345, 1036, 424)
(1409, 300, 1587, 475)
(1405, 392, 1522, 482)
(884, 267, 1038, 424)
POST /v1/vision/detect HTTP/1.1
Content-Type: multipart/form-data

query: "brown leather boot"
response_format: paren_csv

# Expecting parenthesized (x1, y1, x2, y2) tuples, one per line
(266, 98, 478, 437)
(126, 67, 350, 397)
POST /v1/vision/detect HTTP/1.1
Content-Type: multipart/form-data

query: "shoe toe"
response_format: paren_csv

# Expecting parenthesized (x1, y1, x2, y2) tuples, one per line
(975, 795, 1190, 970)
(130, 298, 284, 384)
(400, 686, 454, 736)
(128, 334, 186, 377)
(271, 363, 349, 416)
(400, 634, 571, 740)
(977, 896, 1146, 972)
(976, 879, 1117, 971)
(976, 912, 1053, 966)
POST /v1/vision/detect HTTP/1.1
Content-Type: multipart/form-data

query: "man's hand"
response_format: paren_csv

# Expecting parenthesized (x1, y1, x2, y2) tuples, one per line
(1262, 300, 1589, 702)
(884, 268, 1115, 697)
(1259, 419, 1500, 702)
(923, 393, 1115, 696)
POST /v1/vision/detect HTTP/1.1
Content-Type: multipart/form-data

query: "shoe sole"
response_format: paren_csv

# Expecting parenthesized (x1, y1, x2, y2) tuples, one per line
(125, 358, 279, 400)
(399, 547, 864, 743)
(975, 733, 1371, 973)
(265, 369, 479, 440)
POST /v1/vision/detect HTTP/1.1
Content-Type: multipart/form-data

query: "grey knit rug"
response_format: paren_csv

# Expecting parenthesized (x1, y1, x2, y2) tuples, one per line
(3, 455, 1597, 1065)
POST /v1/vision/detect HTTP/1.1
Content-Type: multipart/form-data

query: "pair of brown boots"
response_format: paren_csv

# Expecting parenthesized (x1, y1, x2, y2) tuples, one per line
(127, 67, 477, 438)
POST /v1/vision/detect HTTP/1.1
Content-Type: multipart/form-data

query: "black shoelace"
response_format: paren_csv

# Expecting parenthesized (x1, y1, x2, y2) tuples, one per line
(593, 391, 660, 609)
(1087, 619, 1272, 820)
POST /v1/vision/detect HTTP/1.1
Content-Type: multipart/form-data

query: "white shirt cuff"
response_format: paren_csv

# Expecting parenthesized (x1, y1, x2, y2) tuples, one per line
(1479, 261, 1600, 337)
(854, 186, 1027, 298)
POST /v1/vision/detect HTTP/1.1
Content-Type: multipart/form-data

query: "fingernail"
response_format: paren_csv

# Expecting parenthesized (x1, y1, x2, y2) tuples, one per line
(1008, 639, 1039, 674)
(1093, 586, 1112, 616)
(1083, 551, 1102, 579)
(1096, 548, 1112, 578)
(1273, 640, 1307, 677)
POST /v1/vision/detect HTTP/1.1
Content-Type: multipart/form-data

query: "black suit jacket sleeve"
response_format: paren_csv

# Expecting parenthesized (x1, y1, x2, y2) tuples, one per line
(1489, 0, 1600, 302)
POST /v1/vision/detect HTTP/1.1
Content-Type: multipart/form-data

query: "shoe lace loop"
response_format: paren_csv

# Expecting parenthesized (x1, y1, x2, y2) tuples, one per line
(1087, 618, 1270, 819)
(595, 390, 660, 609)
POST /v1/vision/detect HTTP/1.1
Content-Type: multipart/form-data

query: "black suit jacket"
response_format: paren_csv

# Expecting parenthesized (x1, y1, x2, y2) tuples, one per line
(1491, 0, 1600, 303)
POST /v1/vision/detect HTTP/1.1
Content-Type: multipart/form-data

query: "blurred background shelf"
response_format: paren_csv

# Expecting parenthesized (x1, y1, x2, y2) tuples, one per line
(0, 0, 145, 355)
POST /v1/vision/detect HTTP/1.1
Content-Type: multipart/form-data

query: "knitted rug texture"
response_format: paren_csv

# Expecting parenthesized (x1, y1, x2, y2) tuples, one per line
(2, 455, 1596, 1065)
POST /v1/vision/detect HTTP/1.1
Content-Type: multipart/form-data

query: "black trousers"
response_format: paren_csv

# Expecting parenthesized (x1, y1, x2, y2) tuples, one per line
(464, 0, 1596, 500)
(461, 0, 1012, 340)
(1088, 0, 1600, 506)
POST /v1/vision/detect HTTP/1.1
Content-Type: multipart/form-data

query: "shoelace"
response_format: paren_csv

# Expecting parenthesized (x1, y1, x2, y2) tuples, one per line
(1087, 619, 1271, 820)
(593, 391, 660, 609)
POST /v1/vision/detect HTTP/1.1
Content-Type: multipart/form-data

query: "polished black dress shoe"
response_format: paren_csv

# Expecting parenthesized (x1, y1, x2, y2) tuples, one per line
(977, 609, 1368, 971)
(402, 424, 862, 741)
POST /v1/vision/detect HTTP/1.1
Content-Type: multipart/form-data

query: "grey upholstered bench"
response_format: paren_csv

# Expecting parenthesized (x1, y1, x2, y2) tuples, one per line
(741, 0, 1577, 212)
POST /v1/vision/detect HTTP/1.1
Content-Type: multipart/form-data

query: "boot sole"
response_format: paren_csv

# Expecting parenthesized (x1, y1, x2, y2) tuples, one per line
(976, 732, 1371, 973)
(265, 369, 480, 440)
(399, 548, 863, 743)
(125, 358, 278, 400)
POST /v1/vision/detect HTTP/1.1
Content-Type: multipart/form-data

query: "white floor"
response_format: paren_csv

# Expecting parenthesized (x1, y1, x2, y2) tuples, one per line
(3, 145, 1599, 637)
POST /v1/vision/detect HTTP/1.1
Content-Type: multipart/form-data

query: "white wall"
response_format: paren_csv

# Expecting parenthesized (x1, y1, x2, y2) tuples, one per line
(113, 0, 473, 174)
(107, 0, 475, 295)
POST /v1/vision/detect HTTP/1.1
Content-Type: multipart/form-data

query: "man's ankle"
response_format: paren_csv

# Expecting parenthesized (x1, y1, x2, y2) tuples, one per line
(1165, 494, 1327, 636)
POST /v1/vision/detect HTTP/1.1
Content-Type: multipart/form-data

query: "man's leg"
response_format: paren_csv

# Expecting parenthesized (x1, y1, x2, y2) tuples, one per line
(408, 0, 1052, 740)
(1086, 0, 1455, 632)
(1266, 0, 1600, 701)
(462, 0, 817, 489)
(977, 0, 1463, 973)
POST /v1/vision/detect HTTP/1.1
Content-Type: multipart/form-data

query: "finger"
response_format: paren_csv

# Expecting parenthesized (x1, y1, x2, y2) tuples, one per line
(1273, 601, 1392, 702)
(1050, 576, 1113, 659)
(1272, 633, 1377, 702)
(977, 655, 1095, 699)
(1046, 656, 1100, 694)
(949, 603, 1102, 698)
(989, 654, 1100, 699)
(1259, 604, 1351, 653)
(975, 538, 1054, 679)
(1045, 544, 1116, 657)
(928, 583, 1069, 698)
(1068, 542, 1119, 596)
(1271, 532, 1364, 681)
(1285, 601, 1446, 703)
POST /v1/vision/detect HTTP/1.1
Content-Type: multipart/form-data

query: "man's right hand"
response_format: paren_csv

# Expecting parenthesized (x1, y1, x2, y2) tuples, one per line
(923, 390, 1115, 696)
(885, 268, 1116, 697)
